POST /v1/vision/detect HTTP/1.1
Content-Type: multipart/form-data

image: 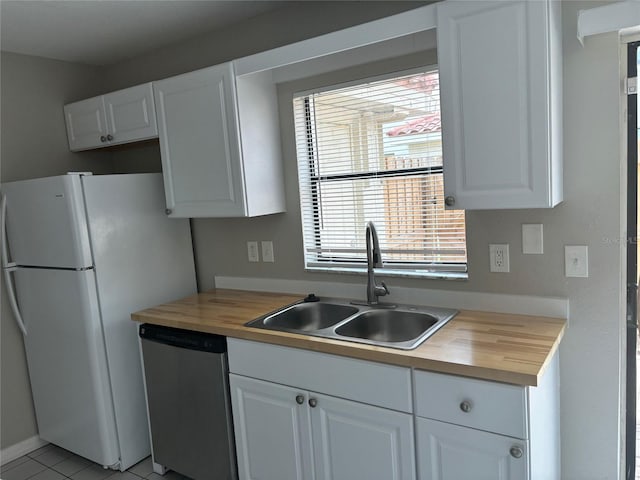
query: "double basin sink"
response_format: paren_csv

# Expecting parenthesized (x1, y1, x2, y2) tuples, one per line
(246, 297, 458, 350)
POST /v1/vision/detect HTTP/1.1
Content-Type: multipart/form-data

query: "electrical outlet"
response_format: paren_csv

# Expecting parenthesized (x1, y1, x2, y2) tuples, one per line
(489, 244, 510, 273)
(247, 241, 259, 262)
(261, 241, 274, 263)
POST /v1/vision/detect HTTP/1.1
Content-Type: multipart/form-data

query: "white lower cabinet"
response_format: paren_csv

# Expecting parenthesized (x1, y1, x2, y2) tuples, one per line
(311, 391, 415, 480)
(413, 354, 560, 480)
(229, 375, 313, 480)
(416, 418, 527, 480)
(227, 339, 559, 480)
(230, 374, 415, 480)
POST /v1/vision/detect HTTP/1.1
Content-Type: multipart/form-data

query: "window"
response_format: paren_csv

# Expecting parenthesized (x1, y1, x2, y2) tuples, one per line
(293, 68, 467, 277)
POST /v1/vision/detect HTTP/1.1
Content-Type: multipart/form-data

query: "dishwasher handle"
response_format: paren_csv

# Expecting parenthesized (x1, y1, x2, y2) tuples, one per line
(139, 323, 227, 353)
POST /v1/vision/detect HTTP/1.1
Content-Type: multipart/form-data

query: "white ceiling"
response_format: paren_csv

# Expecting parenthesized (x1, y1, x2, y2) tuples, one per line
(0, 0, 286, 66)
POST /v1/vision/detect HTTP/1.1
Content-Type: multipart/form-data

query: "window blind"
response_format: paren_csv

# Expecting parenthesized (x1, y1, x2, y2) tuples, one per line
(293, 69, 467, 275)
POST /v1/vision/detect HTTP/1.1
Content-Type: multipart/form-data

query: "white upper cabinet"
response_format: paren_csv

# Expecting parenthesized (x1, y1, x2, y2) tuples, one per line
(437, 0, 562, 209)
(64, 96, 108, 152)
(153, 63, 286, 218)
(102, 84, 158, 146)
(64, 83, 157, 151)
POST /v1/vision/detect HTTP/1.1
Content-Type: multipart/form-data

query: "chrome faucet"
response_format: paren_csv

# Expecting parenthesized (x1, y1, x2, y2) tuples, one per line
(364, 221, 390, 305)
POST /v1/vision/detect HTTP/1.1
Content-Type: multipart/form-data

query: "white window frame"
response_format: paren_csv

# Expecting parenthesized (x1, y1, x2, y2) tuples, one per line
(293, 66, 468, 280)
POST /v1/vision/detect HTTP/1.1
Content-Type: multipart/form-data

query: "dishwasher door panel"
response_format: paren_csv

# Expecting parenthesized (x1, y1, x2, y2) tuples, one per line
(141, 338, 237, 480)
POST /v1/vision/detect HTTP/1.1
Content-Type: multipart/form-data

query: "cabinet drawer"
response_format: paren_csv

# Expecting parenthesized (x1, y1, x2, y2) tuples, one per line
(228, 338, 412, 413)
(414, 370, 527, 439)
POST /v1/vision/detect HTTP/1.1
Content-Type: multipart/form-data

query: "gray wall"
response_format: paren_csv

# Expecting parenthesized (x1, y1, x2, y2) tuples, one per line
(105, 1, 428, 90)
(0, 2, 626, 479)
(0, 52, 113, 449)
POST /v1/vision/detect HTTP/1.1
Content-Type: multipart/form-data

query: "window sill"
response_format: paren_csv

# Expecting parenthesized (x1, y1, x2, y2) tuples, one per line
(304, 266, 468, 281)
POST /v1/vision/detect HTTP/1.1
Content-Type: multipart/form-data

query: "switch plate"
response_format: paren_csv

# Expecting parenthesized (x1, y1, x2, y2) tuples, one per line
(489, 244, 510, 273)
(565, 245, 588, 277)
(247, 241, 259, 262)
(261, 241, 274, 263)
(522, 224, 544, 254)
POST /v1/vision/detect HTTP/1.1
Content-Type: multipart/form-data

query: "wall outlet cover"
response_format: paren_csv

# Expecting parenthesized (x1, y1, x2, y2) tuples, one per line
(261, 241, 274, 263)
(489, 244, 510, 273)
(565, 245, 588, 277)
(247, 241, 259, 262)
(522, 224, 544, 254)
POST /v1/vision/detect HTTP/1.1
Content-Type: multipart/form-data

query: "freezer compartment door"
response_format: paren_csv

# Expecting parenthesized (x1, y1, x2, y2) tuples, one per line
(14, 268, 120, 467)
(1, 175, 92, 268)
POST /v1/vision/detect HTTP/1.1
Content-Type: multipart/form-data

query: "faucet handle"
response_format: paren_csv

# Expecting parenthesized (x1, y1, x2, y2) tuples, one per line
(380, 281, 390, 296)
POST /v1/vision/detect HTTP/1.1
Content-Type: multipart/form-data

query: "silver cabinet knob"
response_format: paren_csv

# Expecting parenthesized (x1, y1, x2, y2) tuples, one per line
(510, 446, 523, 459)
(100, 135, 107, 142)
(445, 195, 456, 207)
(308, 398, 317, 408)
(106, 134, 114, 141)
(459, 400, 472, 413)
(165, 208, 172, 215)
(295, 394, 304, 405)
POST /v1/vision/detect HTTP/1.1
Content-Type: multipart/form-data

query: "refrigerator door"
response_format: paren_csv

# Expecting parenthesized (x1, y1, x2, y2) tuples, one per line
(14, 267, 120, 467)
(82, 173, 197, 469)
(1, 174, 92, 268)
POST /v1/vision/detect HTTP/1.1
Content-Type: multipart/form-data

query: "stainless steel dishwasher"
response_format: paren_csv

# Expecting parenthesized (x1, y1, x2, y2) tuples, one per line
(139, 324, 237, 480)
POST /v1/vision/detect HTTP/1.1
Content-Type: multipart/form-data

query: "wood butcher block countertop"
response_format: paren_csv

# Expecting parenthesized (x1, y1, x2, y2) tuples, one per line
(131, 289, 566, 387)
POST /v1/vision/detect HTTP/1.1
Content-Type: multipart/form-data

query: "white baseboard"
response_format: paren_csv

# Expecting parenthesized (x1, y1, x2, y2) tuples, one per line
(1, 436, 48, 465)
(214, 276, 569, 319)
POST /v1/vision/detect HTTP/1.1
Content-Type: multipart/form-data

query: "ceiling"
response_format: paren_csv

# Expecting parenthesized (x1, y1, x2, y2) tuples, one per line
(0, 1, 287, 66)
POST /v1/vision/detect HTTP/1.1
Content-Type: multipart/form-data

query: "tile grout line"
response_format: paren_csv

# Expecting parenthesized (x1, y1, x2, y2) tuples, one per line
(3, 453, 161, 480)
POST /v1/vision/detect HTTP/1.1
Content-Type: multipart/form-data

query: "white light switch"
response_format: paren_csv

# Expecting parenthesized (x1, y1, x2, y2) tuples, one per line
(565, 245, 588, 277)
(522, 224, 544, 254)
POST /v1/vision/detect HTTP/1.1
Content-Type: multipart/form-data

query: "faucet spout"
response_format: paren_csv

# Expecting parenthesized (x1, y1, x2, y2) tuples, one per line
(365, 221, 390, 305)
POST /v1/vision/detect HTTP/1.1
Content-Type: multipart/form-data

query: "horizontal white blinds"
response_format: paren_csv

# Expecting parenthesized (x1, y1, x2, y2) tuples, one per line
(293, 69, 467, 273)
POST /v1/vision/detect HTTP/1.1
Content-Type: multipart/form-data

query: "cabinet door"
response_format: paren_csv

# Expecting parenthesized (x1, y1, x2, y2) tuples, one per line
(311, 393, 415, 480)
(416, 418, 528, 480)
(154, 63, 246, 218)
(64, 96, 108, 151)
(229, 375, 314, 480)
(103, 83, 158, 146)
(438, 0, 560, 209)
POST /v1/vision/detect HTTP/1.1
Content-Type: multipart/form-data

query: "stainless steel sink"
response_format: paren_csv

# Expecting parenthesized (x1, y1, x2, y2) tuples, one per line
(335, 310, 438, 343)
(246, 297, 457, 350)
(261, 302, 358, 332)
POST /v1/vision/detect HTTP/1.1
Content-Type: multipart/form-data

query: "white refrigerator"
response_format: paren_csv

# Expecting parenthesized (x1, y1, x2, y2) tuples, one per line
(1, 172, 197, 470)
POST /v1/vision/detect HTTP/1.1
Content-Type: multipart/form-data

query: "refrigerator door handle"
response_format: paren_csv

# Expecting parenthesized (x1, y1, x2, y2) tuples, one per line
(1, 193, 27, 335)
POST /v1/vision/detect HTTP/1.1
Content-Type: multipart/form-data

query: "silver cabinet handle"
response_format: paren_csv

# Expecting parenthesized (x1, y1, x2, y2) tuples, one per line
(165, 208, 172, 215)
(308, 398, 317, 408)
(106, 134, 114, 141)
(510, 446, 523, 459)
(445, 195, 456, 207)
(100, 135, 107, 142)
(459, 400, 472, 413)
(295, 394, 304, 405)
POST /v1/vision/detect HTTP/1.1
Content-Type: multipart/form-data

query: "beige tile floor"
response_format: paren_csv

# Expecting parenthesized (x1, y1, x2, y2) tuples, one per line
(0, 445, 190, 480)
